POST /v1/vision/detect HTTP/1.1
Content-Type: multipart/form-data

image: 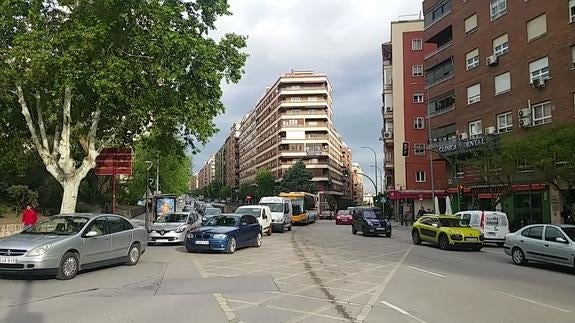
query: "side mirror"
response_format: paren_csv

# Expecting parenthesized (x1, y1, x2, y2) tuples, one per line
(85, 231, 99, 237)
(432, 223, 439, 228)
(263, 215, 268, 220)
(556, 237, 568, 244)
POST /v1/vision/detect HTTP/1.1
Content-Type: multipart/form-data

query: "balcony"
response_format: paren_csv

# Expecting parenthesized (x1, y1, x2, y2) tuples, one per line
(424, 0, 452, 30)
(425, 26, 453, 61)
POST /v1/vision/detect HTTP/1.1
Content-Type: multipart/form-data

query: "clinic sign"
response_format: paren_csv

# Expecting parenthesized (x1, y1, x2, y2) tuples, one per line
(434, 136, 497, 156)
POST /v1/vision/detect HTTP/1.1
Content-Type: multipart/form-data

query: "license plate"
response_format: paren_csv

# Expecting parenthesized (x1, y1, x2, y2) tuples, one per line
(0, 257, 16, 264)
(466, 237, 478, 242)
(376, 227, 384, 230)
(195, 240, 209, 245)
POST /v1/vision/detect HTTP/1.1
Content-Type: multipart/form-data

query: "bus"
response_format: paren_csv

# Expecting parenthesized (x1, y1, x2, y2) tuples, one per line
(279, 192, 318, 225)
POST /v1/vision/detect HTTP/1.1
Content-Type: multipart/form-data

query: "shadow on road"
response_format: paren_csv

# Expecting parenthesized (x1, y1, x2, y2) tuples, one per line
(2, 280, 44, 323)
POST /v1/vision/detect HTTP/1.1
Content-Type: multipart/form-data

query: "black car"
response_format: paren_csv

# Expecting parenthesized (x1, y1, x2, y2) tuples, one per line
(352, 207, 391, 237)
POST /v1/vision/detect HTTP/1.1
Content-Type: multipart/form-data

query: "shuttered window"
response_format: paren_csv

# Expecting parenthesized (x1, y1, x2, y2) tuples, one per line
(465, 14, 478, 35)
(527, 14, 547, 41)
(467, 83, 481, 104)
(494, 72, 511, 95)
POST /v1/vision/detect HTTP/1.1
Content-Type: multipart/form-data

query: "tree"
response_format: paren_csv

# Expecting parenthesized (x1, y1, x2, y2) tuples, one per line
(6, 185, 38, 213)
(280, 160, 315, 193)
(0, 1, 247, 213)
(220, 186, 232, 199)
(256, 169, 275, 197)
(238, 182, 256, 202)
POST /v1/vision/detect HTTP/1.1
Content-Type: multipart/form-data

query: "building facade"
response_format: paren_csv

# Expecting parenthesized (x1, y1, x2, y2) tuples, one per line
(423, 0, 575, 226)
(224, 122, 241, 189)
(197, 155, 215, 189)
(214, 145, 226, 185)
(352, 163, 364, 205)
(383, 19, 447, 219)
(340, 144, 354, 201)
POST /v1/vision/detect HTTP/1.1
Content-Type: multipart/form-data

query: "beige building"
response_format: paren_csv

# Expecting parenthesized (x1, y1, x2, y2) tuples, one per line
(352, 162, 364, 205)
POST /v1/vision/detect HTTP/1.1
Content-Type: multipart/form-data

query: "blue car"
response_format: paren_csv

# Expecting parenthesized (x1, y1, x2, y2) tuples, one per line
(185, 214, 262, 254)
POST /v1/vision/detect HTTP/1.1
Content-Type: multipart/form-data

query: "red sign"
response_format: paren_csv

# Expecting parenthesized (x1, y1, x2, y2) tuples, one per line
(418, 194, 423, 201)
(95, 148, 133, 176)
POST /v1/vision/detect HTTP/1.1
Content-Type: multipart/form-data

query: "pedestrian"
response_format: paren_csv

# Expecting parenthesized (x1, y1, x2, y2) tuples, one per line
(417, 206, 426, 219)
(22, 204, 39, 230)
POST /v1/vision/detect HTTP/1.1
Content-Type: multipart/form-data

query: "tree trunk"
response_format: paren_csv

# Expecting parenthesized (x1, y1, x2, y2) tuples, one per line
(60, 177, 82, 214)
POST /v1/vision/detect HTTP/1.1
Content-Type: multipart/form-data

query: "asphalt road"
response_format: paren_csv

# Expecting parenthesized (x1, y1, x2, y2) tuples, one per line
(1, 221, 574, 323)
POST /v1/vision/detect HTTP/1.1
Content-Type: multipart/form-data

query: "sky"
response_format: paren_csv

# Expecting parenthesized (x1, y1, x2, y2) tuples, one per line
(192, 0, 423, 193)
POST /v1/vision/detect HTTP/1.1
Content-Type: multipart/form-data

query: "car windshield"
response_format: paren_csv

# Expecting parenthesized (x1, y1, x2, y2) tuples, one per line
(562, 227, 575, 241)
(337, 210, 350, 215)
(438, 218, 470, 227)
(236, 208, 262, 217)
(205, 208, 221, 215)
(156, 213, 188, 223)
(363, 209, 383, 219)
(22, 216, 89, 235)
(260, 203, 283, 213)
(205, 215, 239, 227)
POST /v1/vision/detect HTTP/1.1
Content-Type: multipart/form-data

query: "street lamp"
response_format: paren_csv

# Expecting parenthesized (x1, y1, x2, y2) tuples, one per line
(370, 165, 385, 191)
(360, 146, 378, 194)
(144, 161, 154, 232)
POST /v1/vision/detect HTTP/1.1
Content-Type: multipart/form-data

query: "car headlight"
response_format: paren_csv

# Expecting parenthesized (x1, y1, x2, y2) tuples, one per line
(202, 216, 207, 222)
(479, 234, 484, 241)
(212, 234, 228, 240)
(175, 226, 186, 233)
(186, 233, 195, 239)
(27, 244, 53, 257)
(450, 234, 463, 241)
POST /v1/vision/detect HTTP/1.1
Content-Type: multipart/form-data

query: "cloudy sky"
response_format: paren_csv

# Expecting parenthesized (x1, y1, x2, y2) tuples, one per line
(193, 0, 423, 193)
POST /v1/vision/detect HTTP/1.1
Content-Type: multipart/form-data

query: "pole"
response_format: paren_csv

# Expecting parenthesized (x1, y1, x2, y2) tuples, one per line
(361, 146, 378, 194)
(156, 155, 160, 195)
(112, 157, 116, 214)
(428, 116, 435, 211)
(145, 161, 153, 232)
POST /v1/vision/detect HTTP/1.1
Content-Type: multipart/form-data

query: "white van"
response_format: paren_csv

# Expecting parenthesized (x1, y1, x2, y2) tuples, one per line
(454, 210, 510, 246)
(235, 205, 273, 236)
(259, 196, 293, 233)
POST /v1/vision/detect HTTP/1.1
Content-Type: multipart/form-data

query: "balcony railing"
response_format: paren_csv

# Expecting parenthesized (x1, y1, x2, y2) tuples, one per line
(424, 40, 453, 60)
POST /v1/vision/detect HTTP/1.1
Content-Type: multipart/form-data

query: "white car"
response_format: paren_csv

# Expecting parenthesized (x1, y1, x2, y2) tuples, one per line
(149, 212, 201, 244)
(235, 205, 273, 236)
(454, 211, 510, 246)
(259, 196, 293, 233)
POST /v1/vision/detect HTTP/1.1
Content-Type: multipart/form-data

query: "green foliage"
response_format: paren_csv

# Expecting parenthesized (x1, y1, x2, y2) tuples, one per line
(238, 182, 256, 201)
(220, 186, 232, 199)
(280, 160, 316, 193)
(256, 169, 276, 197)
(6, 185, 38, 212)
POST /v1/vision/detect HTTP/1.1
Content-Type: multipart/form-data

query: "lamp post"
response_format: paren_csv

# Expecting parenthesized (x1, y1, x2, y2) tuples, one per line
(144, 161, 154, 232)
(370, 165, 385, 191)
(361, 146, 378, 194)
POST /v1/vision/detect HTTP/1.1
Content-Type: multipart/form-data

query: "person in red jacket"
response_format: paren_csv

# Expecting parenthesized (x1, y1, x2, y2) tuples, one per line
(22, 204, 39, 230)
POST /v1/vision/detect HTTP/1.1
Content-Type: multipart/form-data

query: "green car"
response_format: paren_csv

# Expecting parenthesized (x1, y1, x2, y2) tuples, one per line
(412, 215, 484, 251)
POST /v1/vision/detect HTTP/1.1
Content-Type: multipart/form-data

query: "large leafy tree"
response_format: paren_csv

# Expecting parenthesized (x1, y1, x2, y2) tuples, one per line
(280, 160, 316, 193)
(0, 0, 247, 212)
(256, 169, 275, 197)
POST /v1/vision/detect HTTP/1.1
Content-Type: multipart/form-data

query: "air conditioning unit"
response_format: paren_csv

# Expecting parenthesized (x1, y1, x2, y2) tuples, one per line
(384, 131, 393, 139)
(458, 132, 468, 140)
(518, 107, 531, 118)
(519, 117, 532, 128)
(385, 106, 393, 113)
(486, 55, 498, 66)
(485, 126, 497, 135)
(532, 78, 546, 88)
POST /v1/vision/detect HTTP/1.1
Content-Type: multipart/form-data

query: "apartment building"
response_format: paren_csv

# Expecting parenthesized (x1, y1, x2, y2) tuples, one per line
(383, 19, 447, 218)
(238, 111, 258, 185)
(423, 0, 575, 224)
(352, 163, 364, 205)
(197, 155, 215, 189)
(340, 144, 354, 202)
(214, 145, 226, 185)
(224, 122, 241, 189)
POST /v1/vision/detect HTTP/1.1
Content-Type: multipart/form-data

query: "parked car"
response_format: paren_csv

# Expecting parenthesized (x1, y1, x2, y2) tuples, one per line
(235, 205, 272, 236)
(202, 207, 222, 222)
(504, 224, 575, 269)
(352, 206, 391, 237)
(412, 215, 483, 251)
(454, 210, 510, 246)
(185, 214, 262, 254)
(335, 210, 352, 225)
(148, 212, 201, 244)
(0, 214, 147, 280)
(259, 196, 293, 232)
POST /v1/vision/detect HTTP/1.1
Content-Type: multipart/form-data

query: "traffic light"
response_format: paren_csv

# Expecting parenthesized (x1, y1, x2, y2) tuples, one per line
(402, 141, 410, 157)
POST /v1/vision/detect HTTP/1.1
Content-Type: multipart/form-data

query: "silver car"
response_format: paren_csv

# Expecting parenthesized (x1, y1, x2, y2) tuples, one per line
(149, 212, 201, 244)
(0, 213, 147, 280)
(504, 224, 575, 269)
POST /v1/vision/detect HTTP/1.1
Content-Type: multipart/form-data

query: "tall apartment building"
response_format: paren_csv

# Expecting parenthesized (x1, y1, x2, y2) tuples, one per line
(238, 70, 345, 202)
(383, 19, 447, 218)
(197, 155, 215, 188)
(423, 0, 575, 224)
(340, 144, 354, 202)
(224, 122, 241, 189)
(352, 163, 364, 205)
(214, 145, 226, 185)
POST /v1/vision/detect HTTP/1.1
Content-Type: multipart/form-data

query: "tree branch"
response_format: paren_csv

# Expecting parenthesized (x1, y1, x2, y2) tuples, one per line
(89, 108, 101, 152)
(52, 126, 60, 160)
(35, 90, 50, 152)
(58, 87, 75, 173)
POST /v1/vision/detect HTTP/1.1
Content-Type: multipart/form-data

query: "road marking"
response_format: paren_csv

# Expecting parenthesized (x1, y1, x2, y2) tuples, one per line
(498, 291, 571, 313)
(194, 260, 238, 321)
(407, 266, 447, 278)
(482, 249, 506, 255)
(228, 298, 350, 321)
(380, 301, 427, 323)
(355, 246, 414, 322)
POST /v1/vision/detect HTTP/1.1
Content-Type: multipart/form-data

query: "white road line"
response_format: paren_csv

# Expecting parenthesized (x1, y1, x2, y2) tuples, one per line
(407, 266, 447, 278)
(194, 260, 238, 321)
(482, 249, 506, 255)
(228, 299, 350, 322)
(381, 301, 427, 323)
(498, 291, 572, 313)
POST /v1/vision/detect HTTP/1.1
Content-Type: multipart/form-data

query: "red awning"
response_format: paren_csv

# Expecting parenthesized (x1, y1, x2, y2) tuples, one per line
(387, 191, 448, 200)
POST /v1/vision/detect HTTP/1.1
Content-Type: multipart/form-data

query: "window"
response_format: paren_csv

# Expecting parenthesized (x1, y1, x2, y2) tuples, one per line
(413, 93, 424, 103)
(467, 83, 481, 104)
(412, 39, 423, 51)
(545, 226, 567, 242)
(571, 45, 575, 68)
(494, 72, 511, 95)
(466, 48, 479, 70)
(521, 226, 543, 240)
(413, 117, 425, 129)
(412, 65, 424, 77)
(414, 144, 425, 156)
(497, 112, 513, 133)
(532, 101, 552, 125)
(468, 120, 482, 138)
(464, 13, 478, 35)
(570, 0, 575, 23)
(426, 59, 454, 87)
(107, 216, 131, 233)
(424, 0, 452, 28)
(416, 171, 426, 183)
(493, 33, 509, 56)
(490, 0, 507, 21)
(84, 218, 110, 237)
(529, 56, 550, 82)
(527, 14, 547, 41)
(428, 92, 455, 115)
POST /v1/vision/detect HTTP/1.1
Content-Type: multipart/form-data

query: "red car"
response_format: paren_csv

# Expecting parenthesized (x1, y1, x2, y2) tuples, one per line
(335, 210, 352, 225)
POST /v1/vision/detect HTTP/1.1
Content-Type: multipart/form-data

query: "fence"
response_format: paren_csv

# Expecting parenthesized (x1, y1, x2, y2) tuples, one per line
(0, 224, 23, 238)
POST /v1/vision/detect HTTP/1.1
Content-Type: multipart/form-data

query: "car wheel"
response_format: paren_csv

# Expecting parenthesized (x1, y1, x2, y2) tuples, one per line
(438, 234, 450, 250)
(385, 231, 392, 238)
(56, 252, 79, 280)
(280, 223, 285, 233)
(126, 243, 141, 266)
(512, 247, 527, 265)
(266, 226, 272, 236)
(362, 227, 370, 237)
(496, 242, 504, 247)
(412, 230, 422, 245)
(226, 237, 237, 254)
(352, 226, 357, 235)
(255, 233, 262, 247)
(287, 224, 292, 231)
